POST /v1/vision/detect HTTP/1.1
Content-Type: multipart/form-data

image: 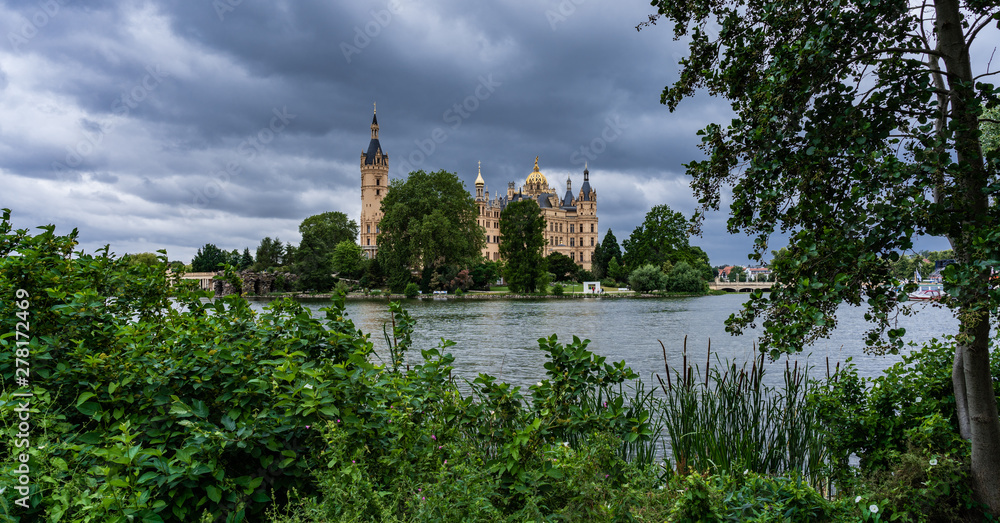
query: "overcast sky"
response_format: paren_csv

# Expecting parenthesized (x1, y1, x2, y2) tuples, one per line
(0, 0, 964, 266)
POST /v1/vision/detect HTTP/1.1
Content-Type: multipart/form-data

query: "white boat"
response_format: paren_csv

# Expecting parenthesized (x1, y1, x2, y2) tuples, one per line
(908, 284, 944, 301)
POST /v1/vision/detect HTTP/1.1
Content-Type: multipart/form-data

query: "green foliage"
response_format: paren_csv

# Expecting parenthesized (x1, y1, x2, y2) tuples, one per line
(667, 473, 723, 522)
(253, 236, 285, 271)
(606, 257, 628, 283)
(658, 342, 824, 485)
(622, 204, 693, 271)
(403, 282, 420, 298)
(499, 199, 548, 293)
(469, 260, 501, 290)
(191, 243, 228, 272)
(591, 241, 606, 279)
(546, 252, 579, 281)
(331, 240, 364, 279)
(123, 252, 161, 267)
(551, 283, 564, 296)
(667, 261, 709, 293)
(295, 212, 359, 291)
(628, 264, 667, 293)
(600, 229, 623, 268)
(377, 170, 485, 292)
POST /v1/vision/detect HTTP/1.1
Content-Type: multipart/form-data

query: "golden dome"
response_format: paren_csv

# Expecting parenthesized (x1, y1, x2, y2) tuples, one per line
(526, 156, 547, 186)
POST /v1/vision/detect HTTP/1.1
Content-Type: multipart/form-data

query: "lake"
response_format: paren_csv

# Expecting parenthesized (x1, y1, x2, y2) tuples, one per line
(248, 294, 958, 391)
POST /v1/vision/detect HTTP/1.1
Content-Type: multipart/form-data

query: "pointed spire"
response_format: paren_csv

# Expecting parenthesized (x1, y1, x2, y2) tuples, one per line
(371, 103, 379, 138)
(584, 161, 589, 180)
(475, 161, 485, 185)
(533, 156, 540, 172)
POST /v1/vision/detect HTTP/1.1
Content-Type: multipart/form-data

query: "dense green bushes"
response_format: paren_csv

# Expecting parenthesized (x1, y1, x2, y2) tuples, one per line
(1, 210, 992, 521)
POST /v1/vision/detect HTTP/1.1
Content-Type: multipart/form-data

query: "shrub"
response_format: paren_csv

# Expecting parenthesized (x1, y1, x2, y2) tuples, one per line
(552, 283, 564, 296)
(666, 261, 707, 293)
(454, 287, 463, 297)
(628, 264, 667, 293)
(404, 282, 420, 298)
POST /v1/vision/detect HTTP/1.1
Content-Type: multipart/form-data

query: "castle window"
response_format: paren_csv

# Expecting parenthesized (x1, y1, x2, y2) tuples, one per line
(570, 238, 575, 247)
(571, 252, 575, 261)
(590, 224, 594, 233)
(376, 178, 380, 185)
(570, 224, 575, 233)
(376, 189, 380, 195)
(590, 237, 594, 246)
(367, 225, 371, 233)
(367, 238, 371, 245)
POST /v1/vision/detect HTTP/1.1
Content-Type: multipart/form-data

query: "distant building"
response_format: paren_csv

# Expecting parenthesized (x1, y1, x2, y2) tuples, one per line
(475, 157, 598, 270)
(359, 109, 388, 259)
(358, 110, 599, 270)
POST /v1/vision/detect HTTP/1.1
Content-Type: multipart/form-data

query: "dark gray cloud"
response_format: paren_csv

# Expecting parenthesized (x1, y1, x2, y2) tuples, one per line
(9, 0, 960, 267)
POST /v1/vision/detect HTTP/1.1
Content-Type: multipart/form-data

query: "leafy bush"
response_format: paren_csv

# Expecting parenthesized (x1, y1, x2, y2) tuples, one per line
(552, 283, 564, 296)
(666, 261, 707, 293)
(628, 264, 667, 293)
(403, 282, 420, 298)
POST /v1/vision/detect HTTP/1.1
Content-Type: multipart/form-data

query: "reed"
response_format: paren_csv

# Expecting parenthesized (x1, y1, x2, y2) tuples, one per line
(657, 336, 826, 487)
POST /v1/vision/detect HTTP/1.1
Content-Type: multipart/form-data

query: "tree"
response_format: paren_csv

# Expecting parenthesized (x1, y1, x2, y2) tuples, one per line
(377, 170, 485, 293)
(124, 252, 160, 267)
(191, 243, 227, 272)
(601, 229, 623, 267)
(546, 252, 579, 282)
(590, 242, 606, 279)
(332, 240, 365, 279)
(295, 212, 359, 291)
(606, 257, 628, 283)
(499, 199, 548, 293)
(666, 261, 707, 293)
(239, 248, 254, 271)
(470, 260, 502, 290)
(622, 205, 692, 271)
(254, 237, 284, 271)
(628, 264, 667, 293)
(647, 0, 1000, 508)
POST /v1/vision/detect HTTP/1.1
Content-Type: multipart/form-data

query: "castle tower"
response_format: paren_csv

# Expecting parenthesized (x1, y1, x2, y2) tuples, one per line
(360, 105, 388, 259)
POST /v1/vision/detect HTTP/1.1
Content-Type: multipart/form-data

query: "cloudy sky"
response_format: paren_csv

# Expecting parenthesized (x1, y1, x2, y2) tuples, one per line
(0, 0, 963, 266)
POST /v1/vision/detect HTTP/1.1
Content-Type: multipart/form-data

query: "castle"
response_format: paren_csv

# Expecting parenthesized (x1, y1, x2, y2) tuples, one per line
(359, 110, 599, 271)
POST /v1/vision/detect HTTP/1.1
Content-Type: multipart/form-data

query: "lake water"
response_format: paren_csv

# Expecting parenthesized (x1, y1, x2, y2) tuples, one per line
(248, 294, 958, 391)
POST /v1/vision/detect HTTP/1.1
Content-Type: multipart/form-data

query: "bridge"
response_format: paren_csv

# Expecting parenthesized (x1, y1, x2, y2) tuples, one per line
(708, 280, 774, 293)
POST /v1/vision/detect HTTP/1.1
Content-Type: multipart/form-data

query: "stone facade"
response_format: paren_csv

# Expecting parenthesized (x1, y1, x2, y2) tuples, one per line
(360, 112, 598, 271)
(476, 157, 598, 271)
(360, 108, 388, 259)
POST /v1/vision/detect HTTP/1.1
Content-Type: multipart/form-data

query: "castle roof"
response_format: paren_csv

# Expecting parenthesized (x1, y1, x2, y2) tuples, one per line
(364, 139, 383, 165)
(526, 156, 547, 186)
(580, 164, 592, 201)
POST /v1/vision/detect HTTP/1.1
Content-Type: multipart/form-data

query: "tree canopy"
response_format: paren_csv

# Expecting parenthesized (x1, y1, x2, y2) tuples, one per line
(646, 0, 1000, 509)
(499, 198, 548, 293)
(295, 211, 359, 291)
(253, 237, 285, 271)
(191, 243, 228, 272)
(546, 252, 579, 282)
(377, 170, 485, 292)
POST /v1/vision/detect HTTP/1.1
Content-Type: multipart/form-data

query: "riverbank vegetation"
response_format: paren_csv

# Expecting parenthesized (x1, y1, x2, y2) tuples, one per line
(3, 213, 995, 521)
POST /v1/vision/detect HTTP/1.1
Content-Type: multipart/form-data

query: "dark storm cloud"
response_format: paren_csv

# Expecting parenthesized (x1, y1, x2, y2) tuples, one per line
(0, 0, 759, 264)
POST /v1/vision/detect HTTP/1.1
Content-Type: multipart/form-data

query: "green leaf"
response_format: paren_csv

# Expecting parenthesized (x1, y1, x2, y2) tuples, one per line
(206, 485, 222, 503)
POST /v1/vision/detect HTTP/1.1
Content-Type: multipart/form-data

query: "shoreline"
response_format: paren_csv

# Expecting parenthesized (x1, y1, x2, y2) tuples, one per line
(241, 290, 734, 301)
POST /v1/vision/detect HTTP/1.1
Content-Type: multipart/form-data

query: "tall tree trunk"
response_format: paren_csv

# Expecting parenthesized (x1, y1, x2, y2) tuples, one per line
(935, 0, 1000, 512)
